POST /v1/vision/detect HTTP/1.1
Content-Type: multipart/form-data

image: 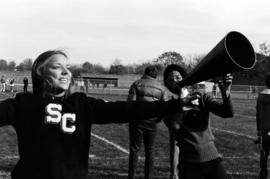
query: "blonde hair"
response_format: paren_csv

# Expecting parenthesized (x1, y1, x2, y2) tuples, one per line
(31, 50, 74, 96)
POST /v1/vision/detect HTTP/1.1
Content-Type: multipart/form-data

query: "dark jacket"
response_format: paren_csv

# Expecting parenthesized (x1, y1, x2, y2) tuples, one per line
(166, 92, 233, 162)
(127, 75, 167, 102)
(256, 89, 270, 134)
(127, 75, 167, 127)
(0, 92, 183, 179)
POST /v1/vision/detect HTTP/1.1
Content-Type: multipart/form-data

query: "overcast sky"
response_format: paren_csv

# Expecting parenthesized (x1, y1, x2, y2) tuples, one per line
(0, 0, 269, 67)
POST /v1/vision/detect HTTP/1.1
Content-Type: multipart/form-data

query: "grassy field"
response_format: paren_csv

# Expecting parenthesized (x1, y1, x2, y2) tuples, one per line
(0, 92, 263, 179)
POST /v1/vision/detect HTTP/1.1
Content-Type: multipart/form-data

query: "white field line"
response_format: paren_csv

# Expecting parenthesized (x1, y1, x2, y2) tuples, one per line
(234, 113, 255, 119)
(91, 133, 151, 159)
(227, 171, 257, 177)
(212, 127, 256, 140)
(212, 113, 257, 140)
(91, 132, 130, 155)
(0, 156, 19, 159)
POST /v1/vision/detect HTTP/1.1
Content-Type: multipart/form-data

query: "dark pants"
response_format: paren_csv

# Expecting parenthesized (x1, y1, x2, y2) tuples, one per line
(259, 136, 270, 179)
(128, 122, 157, 179)
(179, 158, 228, 179)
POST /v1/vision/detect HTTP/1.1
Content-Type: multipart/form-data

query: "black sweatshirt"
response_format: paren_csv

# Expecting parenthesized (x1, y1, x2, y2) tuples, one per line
(0, 92, 183, 179)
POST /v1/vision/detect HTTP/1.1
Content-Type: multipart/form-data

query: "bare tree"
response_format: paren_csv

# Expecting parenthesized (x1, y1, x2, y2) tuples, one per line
(154, 51, 184, 66)
(82, 62, 94, 73)
(17, 58, 33, 71)
(0, 59, 8, 70)
(259, 42, 270, 56)
(8, 61, 16, 71)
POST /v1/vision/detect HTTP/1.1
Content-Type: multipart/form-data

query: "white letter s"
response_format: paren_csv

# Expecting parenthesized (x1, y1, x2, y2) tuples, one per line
(45, 103, 62, 124)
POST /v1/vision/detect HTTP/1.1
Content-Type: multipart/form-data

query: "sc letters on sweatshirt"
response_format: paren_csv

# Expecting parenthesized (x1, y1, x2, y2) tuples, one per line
(45, 103, 76, 134)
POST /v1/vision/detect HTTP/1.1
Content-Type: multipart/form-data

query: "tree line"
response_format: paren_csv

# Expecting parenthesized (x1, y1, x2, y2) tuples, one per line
(0, 51, 189, 75)
(1, 42, 270, 85)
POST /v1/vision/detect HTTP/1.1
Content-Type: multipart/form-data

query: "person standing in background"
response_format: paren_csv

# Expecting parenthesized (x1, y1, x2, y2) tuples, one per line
(23, 77, 29, 93)
(256, 73, 270, 179)
(212, 83, 217, 98)
(9, 78, 15, 93)
(1, 76, 6, 92)
(84, 79, 89, 93)
(127, 65, 168, 179)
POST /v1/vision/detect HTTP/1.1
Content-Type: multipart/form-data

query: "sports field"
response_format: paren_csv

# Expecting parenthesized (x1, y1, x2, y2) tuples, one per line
(0, 91, 262, 179)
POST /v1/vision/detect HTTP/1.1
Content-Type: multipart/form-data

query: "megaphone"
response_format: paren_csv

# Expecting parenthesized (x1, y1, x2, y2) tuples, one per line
(179, 31, 256, 87)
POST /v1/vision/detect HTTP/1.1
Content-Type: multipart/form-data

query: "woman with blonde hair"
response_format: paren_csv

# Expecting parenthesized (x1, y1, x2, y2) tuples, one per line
(0, 50, 197, 179)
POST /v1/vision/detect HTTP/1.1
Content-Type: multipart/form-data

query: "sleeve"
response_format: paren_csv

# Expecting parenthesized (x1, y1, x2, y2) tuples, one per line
(0, 98, 16, 127)
(90, 97, 184, 124)
(203, 92, 234, 118)
(127, 83, 137, 101)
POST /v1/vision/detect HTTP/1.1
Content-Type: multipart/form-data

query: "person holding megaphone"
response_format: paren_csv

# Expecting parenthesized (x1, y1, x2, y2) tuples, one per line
(163, 64, 234, 179)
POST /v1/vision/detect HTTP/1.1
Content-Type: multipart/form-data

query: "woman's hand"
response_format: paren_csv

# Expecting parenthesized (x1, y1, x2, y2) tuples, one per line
(213, 73, 233, 98)
(217, 73, 233, 91)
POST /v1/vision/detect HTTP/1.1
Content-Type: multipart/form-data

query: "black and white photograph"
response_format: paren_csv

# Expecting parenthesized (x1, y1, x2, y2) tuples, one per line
(0, 0, 269, 178)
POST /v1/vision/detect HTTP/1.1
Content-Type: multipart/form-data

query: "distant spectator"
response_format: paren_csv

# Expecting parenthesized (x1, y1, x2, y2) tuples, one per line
(256, 73, 270, 179)
(253, 86, 258, 99)
(9, 78, 15, 93)
(0, 76, 6, 92)
(103, 82, 107, 90)
(212, 83, 218, 98)
(23, 77, 29, 93)
(77, 78, 85, 92)
(84, 79, 89, 93)
(249, 85, 258, 99)
(92, 81, 95, 88)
